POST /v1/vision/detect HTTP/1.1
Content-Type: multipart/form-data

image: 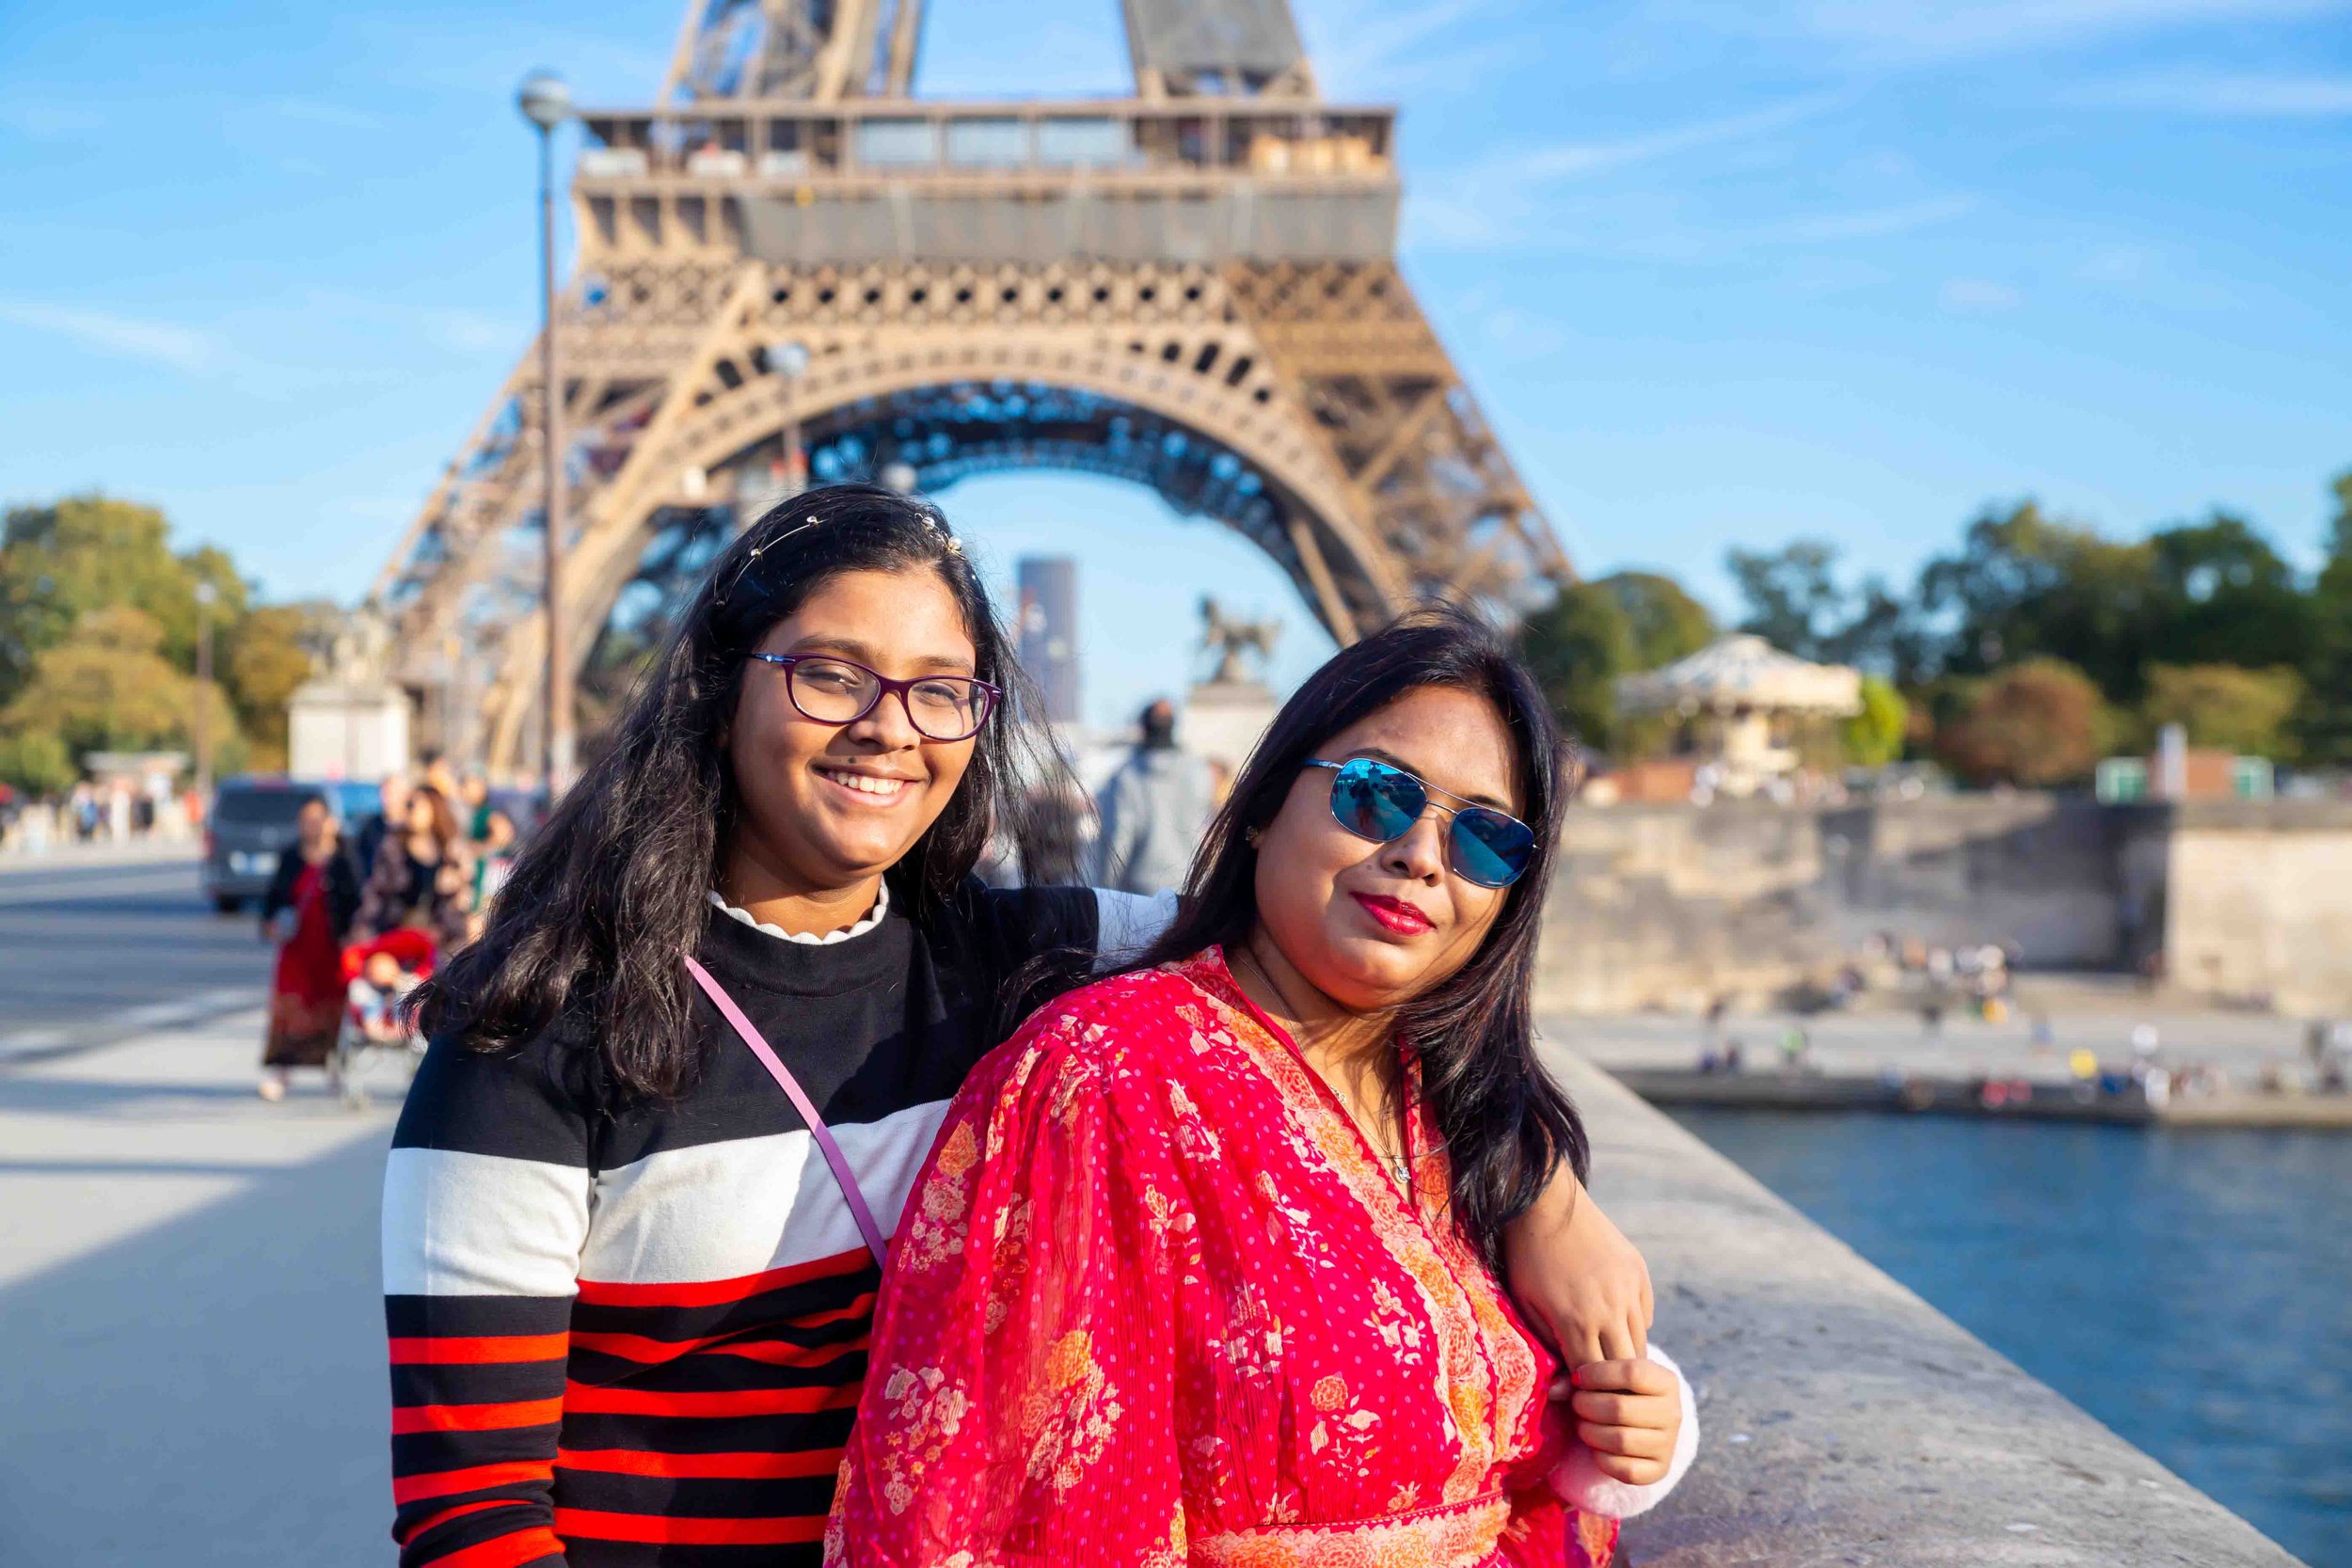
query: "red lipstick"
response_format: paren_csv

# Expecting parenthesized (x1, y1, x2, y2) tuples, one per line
(1352, 892, 1434, 936)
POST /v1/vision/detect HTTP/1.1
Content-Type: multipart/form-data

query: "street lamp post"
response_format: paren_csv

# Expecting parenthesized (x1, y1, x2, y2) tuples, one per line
(193, 580, 216, 801)
(519, 70, 576, 795)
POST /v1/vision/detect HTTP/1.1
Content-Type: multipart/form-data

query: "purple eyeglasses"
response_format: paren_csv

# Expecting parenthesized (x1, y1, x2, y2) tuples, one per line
(749, 654, 1000, 741)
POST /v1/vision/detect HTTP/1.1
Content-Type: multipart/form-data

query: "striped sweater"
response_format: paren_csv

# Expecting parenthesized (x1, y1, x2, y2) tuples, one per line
(383, 880, 1169, 1568)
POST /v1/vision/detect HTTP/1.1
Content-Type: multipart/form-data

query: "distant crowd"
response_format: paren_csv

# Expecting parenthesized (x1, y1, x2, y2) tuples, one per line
(254, 756, 528, 1100)
(0, 775, 206, 852)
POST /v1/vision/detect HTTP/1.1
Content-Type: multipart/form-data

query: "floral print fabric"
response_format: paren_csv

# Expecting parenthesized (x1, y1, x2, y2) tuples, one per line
(829, 949, 1615, 1568)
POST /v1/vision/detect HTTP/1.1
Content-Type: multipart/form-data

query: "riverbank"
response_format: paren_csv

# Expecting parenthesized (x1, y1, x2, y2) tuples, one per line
(1559, 991, 2347, 1129)
(1612, 1065, 2352, 1127)
(1553, 1045, 2309, 1566)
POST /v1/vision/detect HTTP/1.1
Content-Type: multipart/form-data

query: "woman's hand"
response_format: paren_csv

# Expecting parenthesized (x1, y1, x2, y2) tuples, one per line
(1565, 1357, 1684, 1487)
(1503, 1169, 1654, 1365)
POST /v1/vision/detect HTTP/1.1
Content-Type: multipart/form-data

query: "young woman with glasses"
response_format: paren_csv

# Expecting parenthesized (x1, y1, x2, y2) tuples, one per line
(833, 606, 1697, 1568)
(380, 488, 1657, 1568)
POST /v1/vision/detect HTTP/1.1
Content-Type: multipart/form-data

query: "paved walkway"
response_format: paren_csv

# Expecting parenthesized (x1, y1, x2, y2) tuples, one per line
(0, 1010, 402, 1566)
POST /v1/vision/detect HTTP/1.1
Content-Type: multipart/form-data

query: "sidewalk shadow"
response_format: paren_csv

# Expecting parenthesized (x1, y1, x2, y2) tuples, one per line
(0, 1129, 396, 1567)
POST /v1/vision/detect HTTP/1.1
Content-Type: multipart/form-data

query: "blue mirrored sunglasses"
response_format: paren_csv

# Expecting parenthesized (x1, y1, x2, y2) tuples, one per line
(1301, 758, 1535, 889)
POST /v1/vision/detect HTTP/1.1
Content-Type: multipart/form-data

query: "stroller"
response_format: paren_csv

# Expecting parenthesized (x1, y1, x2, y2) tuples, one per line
(330, 927, 436, 1107)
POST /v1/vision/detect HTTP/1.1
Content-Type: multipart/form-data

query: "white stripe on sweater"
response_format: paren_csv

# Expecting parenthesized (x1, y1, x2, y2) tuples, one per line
(382, 1147, 592, 1298)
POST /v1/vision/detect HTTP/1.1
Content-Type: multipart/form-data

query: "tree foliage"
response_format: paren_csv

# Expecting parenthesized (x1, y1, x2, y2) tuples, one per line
(1595, 571, 1716, 671)
(2293, 470, 2352, 764)
(1725, 539, 1924, 679)
(0, 493, 295, 787)
(0, 605, 240, 764)
(1933, 657, 2108, 786)
(1515, 582, 1636, 752)
(2141, 664, 2304, 758)
(1841, 675, 1909, 768)
(0, 730, 73, 796)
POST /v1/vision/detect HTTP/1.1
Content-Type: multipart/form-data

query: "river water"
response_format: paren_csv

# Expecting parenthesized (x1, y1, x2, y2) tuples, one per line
(1666, 1109, 2352, 1567)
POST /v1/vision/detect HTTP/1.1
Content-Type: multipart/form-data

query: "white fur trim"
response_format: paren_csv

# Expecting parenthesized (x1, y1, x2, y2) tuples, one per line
(1549, 1342, 1700, 1520)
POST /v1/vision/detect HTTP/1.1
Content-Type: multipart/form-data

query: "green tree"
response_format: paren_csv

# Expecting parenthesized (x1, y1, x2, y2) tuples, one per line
(0, 494, 253, 705)
(1515, 582, 1636, 752)
(1932, 657, 2109, 787)
(1915, 501, 2159, 701)
(1723, 541, 1921, 679)
(1726, 539, 1843, 658)
(1840, 675, 1910, 767)
(0, 731, 74, 796)
(1, 605, 237, 763)
(225, 602, 322, 765)
(1593, 571, 1715, 671)
(2145, 513, 2312, 673)
(2293, 469, 2352, 764)
(2141, 664, 2305, 758)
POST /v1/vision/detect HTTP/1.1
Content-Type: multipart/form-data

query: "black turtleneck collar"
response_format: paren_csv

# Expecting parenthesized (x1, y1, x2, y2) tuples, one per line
(692, 899, 912, 1002)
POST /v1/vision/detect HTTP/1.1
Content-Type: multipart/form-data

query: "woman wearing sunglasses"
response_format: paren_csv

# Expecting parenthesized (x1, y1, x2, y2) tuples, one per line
(833, 606, 1696, 1568)
(381, 491, 1657, 1568)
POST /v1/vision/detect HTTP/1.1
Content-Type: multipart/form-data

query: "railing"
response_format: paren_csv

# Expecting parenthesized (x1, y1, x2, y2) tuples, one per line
(574, 98, 1396, 183)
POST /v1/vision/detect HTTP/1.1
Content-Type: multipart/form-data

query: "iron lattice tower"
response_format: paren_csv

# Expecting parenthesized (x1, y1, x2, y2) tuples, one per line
(373, 0, 1571, 770)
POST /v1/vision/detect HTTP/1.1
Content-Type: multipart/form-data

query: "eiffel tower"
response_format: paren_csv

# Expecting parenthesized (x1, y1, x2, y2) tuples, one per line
(372, 0, 1570, 772)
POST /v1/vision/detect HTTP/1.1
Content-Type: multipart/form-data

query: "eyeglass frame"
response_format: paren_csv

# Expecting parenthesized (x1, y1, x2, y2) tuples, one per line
(747, 652, 1002, 742)
(1300, 756, 1536, 889)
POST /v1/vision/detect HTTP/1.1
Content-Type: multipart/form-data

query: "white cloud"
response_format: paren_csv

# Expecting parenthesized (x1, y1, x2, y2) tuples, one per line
(1406, 93, 1853, 251)
(1750, 195, 1978, 244)
(2077, 245, 2152, 286)
(1295, 0, 1517, 98)
(1514, 94, 1848, 181)
(1940, 277, 2024, 313)
(0, 300, 220, 372)
(0, 102, 104, 138)
(1830, 0, 2344, 63)
(1645, 0, 2348, 66)
(2073, 71, 2352, 115)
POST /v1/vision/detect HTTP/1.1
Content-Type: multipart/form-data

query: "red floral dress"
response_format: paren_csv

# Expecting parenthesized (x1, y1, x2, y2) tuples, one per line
(829, 949, 1615, 1568)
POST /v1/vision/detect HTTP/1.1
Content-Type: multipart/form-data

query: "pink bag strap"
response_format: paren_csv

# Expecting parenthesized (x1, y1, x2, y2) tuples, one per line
(683, 953, 889, 1269)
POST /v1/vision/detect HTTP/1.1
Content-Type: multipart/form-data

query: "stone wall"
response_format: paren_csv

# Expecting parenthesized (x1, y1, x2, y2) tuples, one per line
(1555, 1047, 2307, 1567)
(2163, 800, 2352, 1016)
(1534, 795, 2352, 1016)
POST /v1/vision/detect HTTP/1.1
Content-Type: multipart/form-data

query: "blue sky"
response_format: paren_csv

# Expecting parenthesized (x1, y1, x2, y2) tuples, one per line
(3, 0, 2347, 725)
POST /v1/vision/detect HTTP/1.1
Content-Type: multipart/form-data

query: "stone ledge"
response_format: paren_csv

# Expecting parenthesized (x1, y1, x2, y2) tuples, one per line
(1547, 1046, 2307, 1567)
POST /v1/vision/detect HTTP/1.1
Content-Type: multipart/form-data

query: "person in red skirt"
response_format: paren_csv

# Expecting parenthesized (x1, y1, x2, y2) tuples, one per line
(257, 793, 363, 1100)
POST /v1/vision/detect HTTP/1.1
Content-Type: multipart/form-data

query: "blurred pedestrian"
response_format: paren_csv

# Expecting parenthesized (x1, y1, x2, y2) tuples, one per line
(421, 748, 460, 802)
(350, 784, 471, 950)
(1089, 697, 1214, 895)
(257, 794, 363, 1101)
(354, 769, 412, 879)
(454, 771, 513, 915)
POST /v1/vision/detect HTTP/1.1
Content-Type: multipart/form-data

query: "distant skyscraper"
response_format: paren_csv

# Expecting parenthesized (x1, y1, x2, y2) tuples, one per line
(1016, 556, 1080, 726)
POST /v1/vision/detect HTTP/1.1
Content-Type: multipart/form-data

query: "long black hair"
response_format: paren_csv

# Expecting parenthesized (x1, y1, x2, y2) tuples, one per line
(412, 483, 1051, 1099)
(1120, 602, 1587, 1268)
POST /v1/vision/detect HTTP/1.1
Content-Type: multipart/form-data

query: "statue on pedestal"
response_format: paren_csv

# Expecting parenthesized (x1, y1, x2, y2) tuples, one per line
(1199, 596, 1280, 687)
(1187, 598, 1283, 779)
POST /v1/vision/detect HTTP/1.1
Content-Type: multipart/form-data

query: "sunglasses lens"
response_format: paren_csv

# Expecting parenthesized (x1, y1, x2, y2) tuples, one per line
(1451, 808, 1534, 888)
(1328, 760, 1423, 844)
